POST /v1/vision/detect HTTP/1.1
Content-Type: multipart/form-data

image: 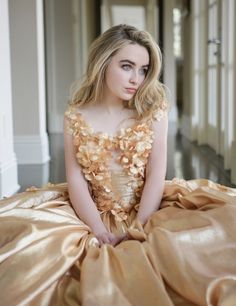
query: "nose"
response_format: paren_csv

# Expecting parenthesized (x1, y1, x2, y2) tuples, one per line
(129, 70, 138, 85)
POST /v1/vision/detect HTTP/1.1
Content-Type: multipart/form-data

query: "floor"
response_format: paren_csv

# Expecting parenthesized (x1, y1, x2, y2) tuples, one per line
(18, 122, 236, 192)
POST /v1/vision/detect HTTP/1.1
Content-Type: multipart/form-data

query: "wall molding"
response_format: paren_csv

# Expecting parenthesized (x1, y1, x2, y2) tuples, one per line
(14, 133, 50, 165)
(0, 156, 19, 198)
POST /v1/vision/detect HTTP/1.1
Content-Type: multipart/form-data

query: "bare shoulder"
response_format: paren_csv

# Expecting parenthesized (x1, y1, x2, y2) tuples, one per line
(153, 107, 168, 122)
(64, 103, 90, 123)
(71, 103, 100, 120)
(151, 110, 168, 140)
(64, 104, 82, 135)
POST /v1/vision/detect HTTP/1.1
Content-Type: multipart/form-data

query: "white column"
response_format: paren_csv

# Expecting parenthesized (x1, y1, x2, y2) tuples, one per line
(231, 0, 236, 184)
(163, 0, 177, 122)
(232, 141, 236, 184)
(220, 0, 236, 182)
(9, 0, 50, 164)
(197, 0, 208, 145)
(180, 2, 194, 140)
(188, 0, 207, 143)
(0, 0, 19, 197)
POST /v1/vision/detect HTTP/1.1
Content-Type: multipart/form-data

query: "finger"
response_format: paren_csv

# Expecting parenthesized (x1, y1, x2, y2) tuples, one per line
(97, 239, 102, 247)
(107, 239, 115, 246)
(98, 236, 110, 246)
(102, 236, 112, 245)
(111, 237, 121, 246)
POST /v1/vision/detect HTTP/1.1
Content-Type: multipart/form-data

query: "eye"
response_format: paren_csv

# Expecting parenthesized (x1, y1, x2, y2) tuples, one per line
(121, 64, 132, 71)
(139, 68, 148, 76)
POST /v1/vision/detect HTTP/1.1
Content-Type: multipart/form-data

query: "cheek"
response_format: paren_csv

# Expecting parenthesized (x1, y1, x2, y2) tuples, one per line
(106, 67, 127, 87)
(105, 68, 112, 89)
(105, 72, 119, 94)
(138, 75, 146, 87)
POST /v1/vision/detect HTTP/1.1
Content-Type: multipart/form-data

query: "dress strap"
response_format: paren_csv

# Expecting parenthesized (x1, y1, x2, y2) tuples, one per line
(143, 101, 168, 127)
(64, 105, 80, 135)
(153, 107, 168, 122)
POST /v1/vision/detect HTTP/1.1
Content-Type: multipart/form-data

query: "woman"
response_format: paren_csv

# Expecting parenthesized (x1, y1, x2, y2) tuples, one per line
(64, 24, 168, 247)
(0, 24, 236, 306)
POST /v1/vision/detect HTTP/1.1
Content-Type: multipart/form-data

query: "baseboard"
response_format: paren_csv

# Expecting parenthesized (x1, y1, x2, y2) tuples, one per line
(0, 157, 20, 198)
(14, 133, 50, 164)
(231, 140, 236, 185)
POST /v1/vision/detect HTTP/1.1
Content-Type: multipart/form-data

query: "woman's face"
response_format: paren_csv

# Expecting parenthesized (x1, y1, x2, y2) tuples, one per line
(104, 43, 149, 101)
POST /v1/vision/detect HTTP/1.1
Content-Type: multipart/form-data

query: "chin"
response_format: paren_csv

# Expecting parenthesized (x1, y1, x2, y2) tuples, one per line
(123, 93, 135, 99)
(123, 97, 132, 101)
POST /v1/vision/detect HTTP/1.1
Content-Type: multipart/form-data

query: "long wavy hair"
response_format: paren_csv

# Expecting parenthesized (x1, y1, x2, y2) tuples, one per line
(70, 24, 168, 119)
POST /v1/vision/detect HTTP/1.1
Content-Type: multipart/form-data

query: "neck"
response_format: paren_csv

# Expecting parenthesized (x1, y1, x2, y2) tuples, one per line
(99, 89, 125, 114)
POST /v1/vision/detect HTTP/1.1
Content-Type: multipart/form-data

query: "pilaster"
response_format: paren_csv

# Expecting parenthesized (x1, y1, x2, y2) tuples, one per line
(0, 0, 19, 197)
(9, 0, 50, 164)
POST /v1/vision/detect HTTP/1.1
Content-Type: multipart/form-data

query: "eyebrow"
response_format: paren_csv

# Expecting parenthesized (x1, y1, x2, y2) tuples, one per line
(119, 59, 149, 68)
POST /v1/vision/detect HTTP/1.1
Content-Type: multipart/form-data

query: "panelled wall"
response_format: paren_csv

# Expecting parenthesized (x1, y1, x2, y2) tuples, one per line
(45, 0, 100, 134)
(180, 0, 236, 184)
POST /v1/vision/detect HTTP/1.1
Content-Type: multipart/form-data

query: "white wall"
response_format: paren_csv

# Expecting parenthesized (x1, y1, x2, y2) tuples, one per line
(45, 0, 99, 134)
(0, 0, 19, 197)
(182, 0, 236, 184)
(9, 0, 49, 164)
(163, 0, 177, 122)
(45, 0, 77, 134)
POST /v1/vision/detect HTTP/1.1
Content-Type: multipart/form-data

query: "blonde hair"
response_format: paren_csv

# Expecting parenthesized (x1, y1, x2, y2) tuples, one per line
(70, 24, 168, 119)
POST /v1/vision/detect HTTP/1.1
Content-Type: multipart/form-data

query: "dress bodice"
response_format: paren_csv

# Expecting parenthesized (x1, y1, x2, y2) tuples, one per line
(65, 106, 166, 221)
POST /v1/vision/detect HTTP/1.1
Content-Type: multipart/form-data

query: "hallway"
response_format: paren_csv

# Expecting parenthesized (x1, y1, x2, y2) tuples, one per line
(18, 122, 235, 193)
(1, 0, 236, 198)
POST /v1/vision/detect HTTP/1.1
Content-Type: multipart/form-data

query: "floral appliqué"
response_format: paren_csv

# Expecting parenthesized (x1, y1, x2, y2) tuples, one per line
(65, 106, 164, 222)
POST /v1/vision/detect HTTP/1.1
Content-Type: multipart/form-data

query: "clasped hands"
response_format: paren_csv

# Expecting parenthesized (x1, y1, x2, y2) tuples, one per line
(95, 219, 146, 247)
(95, 232, 130, 247)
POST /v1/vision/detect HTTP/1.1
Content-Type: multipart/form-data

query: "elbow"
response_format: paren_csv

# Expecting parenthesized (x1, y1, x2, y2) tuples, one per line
(67, 174, 89, 198)
(145, 165, 167, 182)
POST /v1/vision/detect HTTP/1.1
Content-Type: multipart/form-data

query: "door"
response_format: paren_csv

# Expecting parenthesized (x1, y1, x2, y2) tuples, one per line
(207, 0, 222, 154)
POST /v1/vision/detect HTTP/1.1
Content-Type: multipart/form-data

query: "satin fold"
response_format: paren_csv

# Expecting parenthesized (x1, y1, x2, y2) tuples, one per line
(0, 179, 236, 305)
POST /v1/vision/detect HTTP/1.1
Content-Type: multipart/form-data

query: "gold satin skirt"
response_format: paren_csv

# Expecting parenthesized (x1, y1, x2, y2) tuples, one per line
(0, 179, 236, 306)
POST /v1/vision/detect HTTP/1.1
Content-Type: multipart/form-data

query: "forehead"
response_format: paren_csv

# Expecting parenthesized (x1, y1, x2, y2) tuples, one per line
(112, 44, 149, 65)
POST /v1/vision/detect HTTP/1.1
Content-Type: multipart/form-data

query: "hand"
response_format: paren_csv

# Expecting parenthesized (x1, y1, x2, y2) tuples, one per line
(95, 232, 128, 247)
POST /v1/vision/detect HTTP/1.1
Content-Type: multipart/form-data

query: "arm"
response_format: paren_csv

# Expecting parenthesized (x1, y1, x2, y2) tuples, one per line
(64, 116, 122, 246)
(136, 114, 168, 225)
(64, 116, 107, 234)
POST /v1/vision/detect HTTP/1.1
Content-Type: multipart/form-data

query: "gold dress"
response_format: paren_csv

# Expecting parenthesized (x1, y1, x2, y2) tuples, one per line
(0, 106, 236, 306)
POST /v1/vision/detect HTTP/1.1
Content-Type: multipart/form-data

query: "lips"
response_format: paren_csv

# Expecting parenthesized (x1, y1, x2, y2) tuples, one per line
(125, 88, 137, 94)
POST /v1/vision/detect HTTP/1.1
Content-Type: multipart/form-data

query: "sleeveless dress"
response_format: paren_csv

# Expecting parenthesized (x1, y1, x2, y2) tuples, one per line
(0, 106, 236, 306)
